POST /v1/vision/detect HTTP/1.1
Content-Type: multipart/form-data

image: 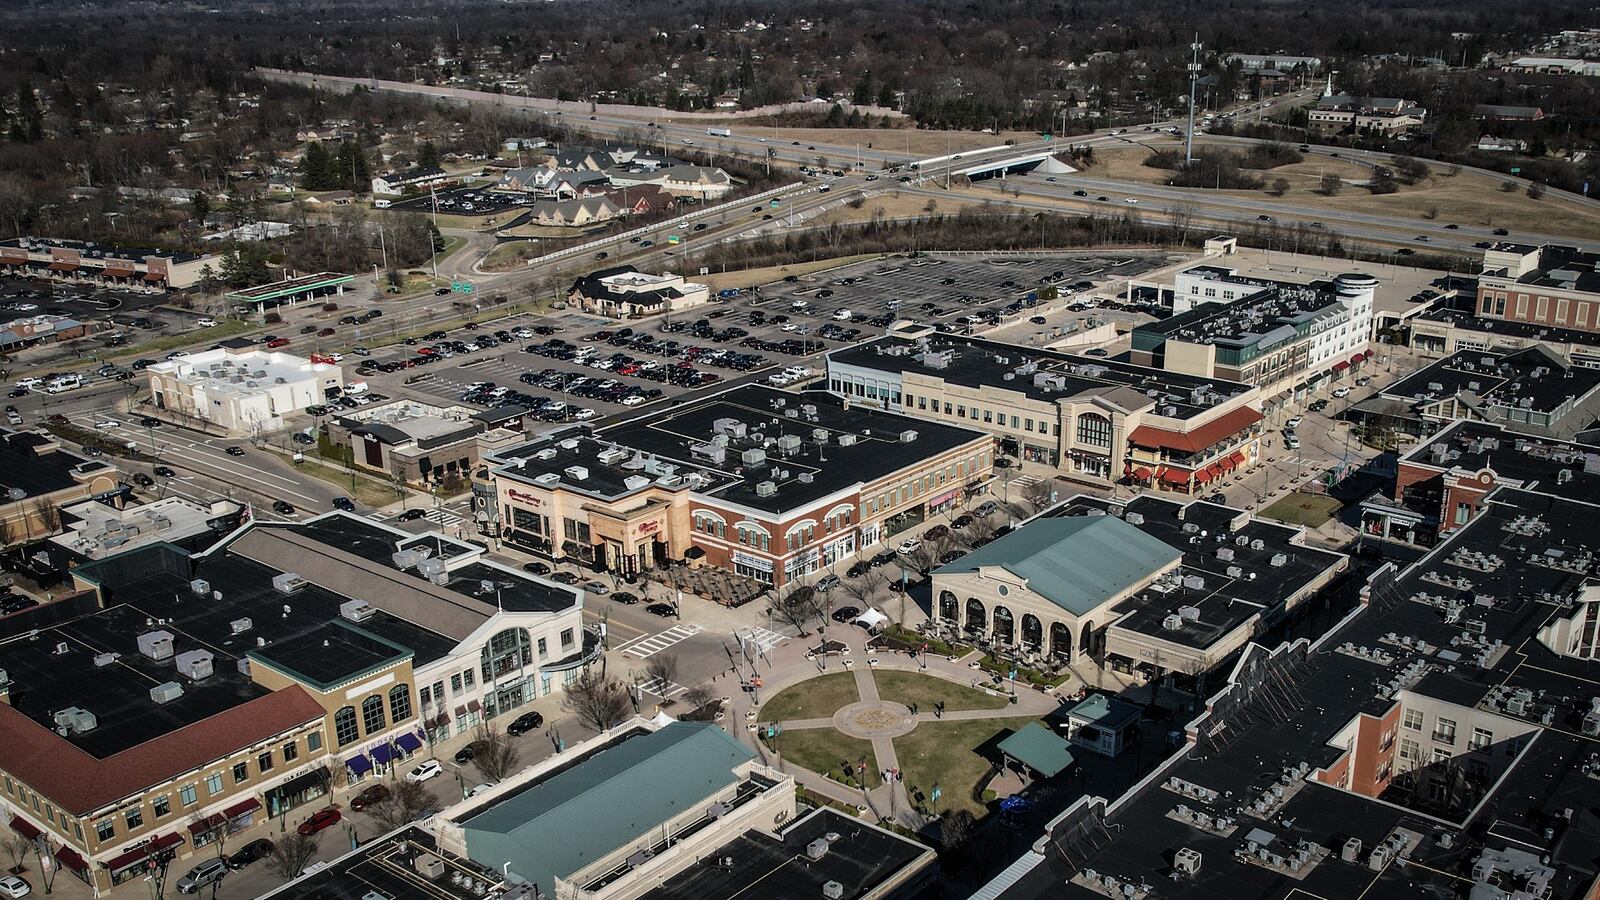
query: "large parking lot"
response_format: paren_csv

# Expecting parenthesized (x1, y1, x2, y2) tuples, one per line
(0, 275, 176, 321)
(728, 253, 1176, 333)
(385, 186, 532, 216)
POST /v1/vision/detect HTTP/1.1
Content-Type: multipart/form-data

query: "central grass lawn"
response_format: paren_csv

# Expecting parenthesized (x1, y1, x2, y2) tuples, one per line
(771, 730, 881, 789)
(872, 670, 1010, 712)
(893, 716, 1040, 819)
(1260, 491, 1343, 527)
(291, 458, 407, 508)
(758, 672, 859, 722)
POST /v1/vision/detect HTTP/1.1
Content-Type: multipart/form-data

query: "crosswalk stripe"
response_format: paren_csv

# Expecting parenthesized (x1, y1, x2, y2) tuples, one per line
(618, 624, 704, 658)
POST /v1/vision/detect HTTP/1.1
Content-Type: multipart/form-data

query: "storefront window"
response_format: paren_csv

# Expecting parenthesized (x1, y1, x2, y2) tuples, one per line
(362, 695, 387, 736)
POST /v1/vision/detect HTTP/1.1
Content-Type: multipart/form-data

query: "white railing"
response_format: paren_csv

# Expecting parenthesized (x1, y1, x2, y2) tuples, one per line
(528, 182, 813, 266)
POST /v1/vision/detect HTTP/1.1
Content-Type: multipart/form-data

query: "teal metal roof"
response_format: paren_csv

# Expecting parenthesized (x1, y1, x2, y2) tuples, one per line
(933, 516, 1181, 616)
(462, 722, 755, 896)
(998, 722, 1075, 777)
(1066, 693, 1143, 731)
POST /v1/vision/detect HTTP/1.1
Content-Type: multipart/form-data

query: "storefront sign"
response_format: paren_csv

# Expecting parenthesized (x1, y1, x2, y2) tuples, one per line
(507, 488, 544, 507)
(635, 520, 661, 536)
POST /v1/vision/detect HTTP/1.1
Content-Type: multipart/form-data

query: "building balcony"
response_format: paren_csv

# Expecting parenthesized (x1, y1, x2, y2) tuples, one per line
(541, 626, 605, 673)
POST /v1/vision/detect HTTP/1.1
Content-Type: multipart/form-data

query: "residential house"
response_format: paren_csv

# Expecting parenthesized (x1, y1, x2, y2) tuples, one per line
(370, 166, 450, 196)
(527, 196, 622, 228)
(1473, 104, 1546, 122)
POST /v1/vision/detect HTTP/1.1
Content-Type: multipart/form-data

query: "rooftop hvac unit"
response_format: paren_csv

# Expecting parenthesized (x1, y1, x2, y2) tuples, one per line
(837, 434, 858, 447)
(149, 681, 185, 704)
(341, 599, 376, 623)
(1182, 575, 1205, 590)
(1163, 614, 1184, 631)
(1174, 848, 1202, 876)
(776, 434, 802, 455)
(900, 430, 918, 442)
(714, 418, 748, 438)
(175, 649, 214, 681)
(624, 475, 651, 491)
(414, 854, 446, 879)
(391, 549, 424, 570)
(534, 448, 558, 461)
(812, 428, 829, 443)
(0, 668, 8, 686)
(798, 472, 814, 484)
(1270, 553, 1288, 567)
(1341, 838, 1363, 863)
(428, 571, 449, 586)
(1178, 605, 1202, 621)
(691, 442, 727, 464)
(137, 630, 175, 661)
(1216, 547, 1235, 562)
(272, 572, 307, 594)
(189, 578, 210, 596)
(236, 658, 251, 677)
(1226, 566, 1243, 578)
(53, 707, 97, 734)
(596, 447, 629, 466)
(806, 838, 830, 861)
(417, 558, 447, 580)
(564, 465, 589, 481)
(741, 448, 768, 467)
(534, 472, 561, 487)
(559, 438, 580, 451)
(1125, 512, 1144, 526)
(822, 882, 845, 900)
(756, 481, 777, 498)
(1250, 539, 1265, 551)
(93, 652, 119, 667)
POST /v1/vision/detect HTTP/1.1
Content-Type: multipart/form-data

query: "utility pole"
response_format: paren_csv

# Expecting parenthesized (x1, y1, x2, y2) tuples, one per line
(1186, 35, 1202, 164)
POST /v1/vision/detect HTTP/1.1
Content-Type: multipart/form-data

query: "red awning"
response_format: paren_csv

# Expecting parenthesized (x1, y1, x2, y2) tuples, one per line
(467, 699, 482, 712)
(222, 798, 260, 818)
(1349, 353, 1365, 366)
(1230, 450, 1246, 468)
(102, 265, 136, 277)
(151, 833, 183, 852)
(1160, 468, 1192, 486)
(187, 814, 225, 835)
(54, 847, 87, 872)
(104, 845, 151, 873)
(1195, 466, 1217, 484)
(1128, 406, 1265, 455)
(1217, 455, 1236, 472)
(9, 816, 40, 839)
(143, 272, 165, 282)
(1133, 467, 1152, 480)
(47, 261, 78, 272)
(1362, 349, 1374, 360)
(1331, 361, 1350, 372)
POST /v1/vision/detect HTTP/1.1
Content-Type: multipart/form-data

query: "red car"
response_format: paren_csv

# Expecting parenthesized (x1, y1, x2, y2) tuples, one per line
(417, 346, 437, 356)
(350, 784, 390, 812)
(266, 338, 290, 349)
(297, 808, 341, 836)
(317, 327, 336, 337)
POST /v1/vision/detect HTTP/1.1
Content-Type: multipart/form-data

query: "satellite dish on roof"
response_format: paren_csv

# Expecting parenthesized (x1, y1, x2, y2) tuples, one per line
(6, 488, 26, 501)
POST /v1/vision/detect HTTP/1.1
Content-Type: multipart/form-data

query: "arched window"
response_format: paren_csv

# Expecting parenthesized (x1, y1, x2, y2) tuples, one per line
(1077, 413, 1111, 449)
(965, 597, 987, 634)
(1080, 621, 1098, 660)
(939, 591, 959, 623)
(1020, 614, 1042, 649)
(361, 694, 387, 736)
(334, 706, 359, 746)
(1050, 622, 1073, 658)
(389, 684, 413, 723)
(993, 606, 1015, 645)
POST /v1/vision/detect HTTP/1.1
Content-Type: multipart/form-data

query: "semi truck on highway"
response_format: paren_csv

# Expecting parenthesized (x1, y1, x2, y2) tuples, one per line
(706, 127, 732, 137)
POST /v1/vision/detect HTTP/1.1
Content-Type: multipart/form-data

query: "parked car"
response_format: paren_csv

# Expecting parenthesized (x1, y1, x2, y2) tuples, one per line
(225, 838, 274, 870)
(176, 858, 230, 894)
(831, 605, 860, 623)
(0, 876, 28, 899)
(611, 591, 639, 605)
(815, 574, 841, 592)
(272, 500, 295, 515)
(405, 760, 443, 783)
(551, 571, 581, 585)
(1285, 416, 1302, 428)
(1332, 386, 1351, 398)
(522, 561, 551, 575)
(646, 602, 676, 617)
(467, 782, 498, 798)
(350, 783, 391, 811)
(296, 807, 342, 836)
(896, 538, 922, 555)
(506, 711, 544, 736)
(583, 580, 610, 595)
(453, 744, 476, 764)
(332, 497, 355, 511)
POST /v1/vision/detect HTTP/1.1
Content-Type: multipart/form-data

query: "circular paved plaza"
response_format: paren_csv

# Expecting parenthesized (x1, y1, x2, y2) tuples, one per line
(833, 700, 919, 738)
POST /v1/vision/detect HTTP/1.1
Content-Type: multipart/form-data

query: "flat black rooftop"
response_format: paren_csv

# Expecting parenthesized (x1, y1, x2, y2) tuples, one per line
(1052, 495, 1346, 650)
(1402, 419, 1600, 498)
(603, 385, 988, 513)
(1382, 345, 1600, 415)
(250, 619, 411, 690)
(641, 808, 930, 900)
(0, 429, 97, 500)
(1494, 243, 1600, 293)
(261, 826, 500, 900)
(1, 236, 205, 263)
(493, 432, 734, 502)
(830, 334, 1251, 419)
(1140, 269, 1344, 347)
(1415, 302, 1600, 351)
(995, 484, 1600, 900)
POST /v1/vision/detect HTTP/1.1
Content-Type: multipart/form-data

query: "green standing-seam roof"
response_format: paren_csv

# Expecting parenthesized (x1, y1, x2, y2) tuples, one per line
(998, 721, 1075, 777)
(1066, 693, 1143, 731)
(932, 516, 1182, 616)
(462, 722, 755, 897)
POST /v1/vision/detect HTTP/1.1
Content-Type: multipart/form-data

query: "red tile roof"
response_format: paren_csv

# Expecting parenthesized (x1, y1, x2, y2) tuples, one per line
(0, 687, 325, 816)
(1128, 406, 1264, 455)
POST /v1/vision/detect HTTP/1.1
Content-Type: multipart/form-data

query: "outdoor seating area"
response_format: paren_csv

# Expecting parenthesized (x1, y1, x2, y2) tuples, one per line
(655, 564, 767, 607)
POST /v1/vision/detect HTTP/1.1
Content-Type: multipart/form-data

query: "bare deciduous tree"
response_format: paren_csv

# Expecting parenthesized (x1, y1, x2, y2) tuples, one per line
(767, 585, 825, 635)
(841, 567, 888, 607)
(471, 721, 522, 782)
(682, 683, 716, 716)
(0, 834, 30, 872)
(266, 833, 319, 880)
(365, 779, 440, 832)
(644, 652, 680, 698)
(1021, 479, 1056, 513)
(561, 666, 632, 732)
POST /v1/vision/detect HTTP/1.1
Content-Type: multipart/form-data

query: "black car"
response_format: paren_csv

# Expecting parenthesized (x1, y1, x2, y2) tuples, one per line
(396, 508, 426, 521)
(331, 497, 355, 511)
(132, 473, 154, 487)
(831, 606, 861, 623)
(611, 591, 640, 605)
(272, 500, 295, 515)
(551, 571, 581, 585)
(646, 602, 676, 617)
(506, 711, 544, 736)
(139, 416, 160, 428)
(226, 838, 274, 870)
(154, 466, 176, 477)
(291, 432, 315, 445)
(846, 561, 870, 578)
(453, 744, 476, 764)
(522, 561, 552, 575)
(225, 446, 246, 456)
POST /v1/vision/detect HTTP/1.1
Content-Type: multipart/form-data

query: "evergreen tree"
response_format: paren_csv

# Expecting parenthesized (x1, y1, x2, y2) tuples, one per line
(300, 142, 331, 190)
(416, 140, 440, 169)
(190, 192, 211, 224)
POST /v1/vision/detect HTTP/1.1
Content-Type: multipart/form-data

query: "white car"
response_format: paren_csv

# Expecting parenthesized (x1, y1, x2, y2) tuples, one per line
(1124, 197, 1138, 204)
(1284, 416, 1302, 428)
(1332, 387, 1351, 398)
(897, 538, 922, 555)
(621, 396, 645, 406)
(832, 309, 852, 321)
(196, 317, 217, 327)
(781, 323, 798, 332)
(467, 782, 497, 798)
(13, 378, 39, 390)
(0, 876, 29, 899)
(94, 419, 120, 429)
(352, 346, 371, 356)
(571, 408, 597, 421)
(791, 300, 809, 310)
(406, 760, 443, 783)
